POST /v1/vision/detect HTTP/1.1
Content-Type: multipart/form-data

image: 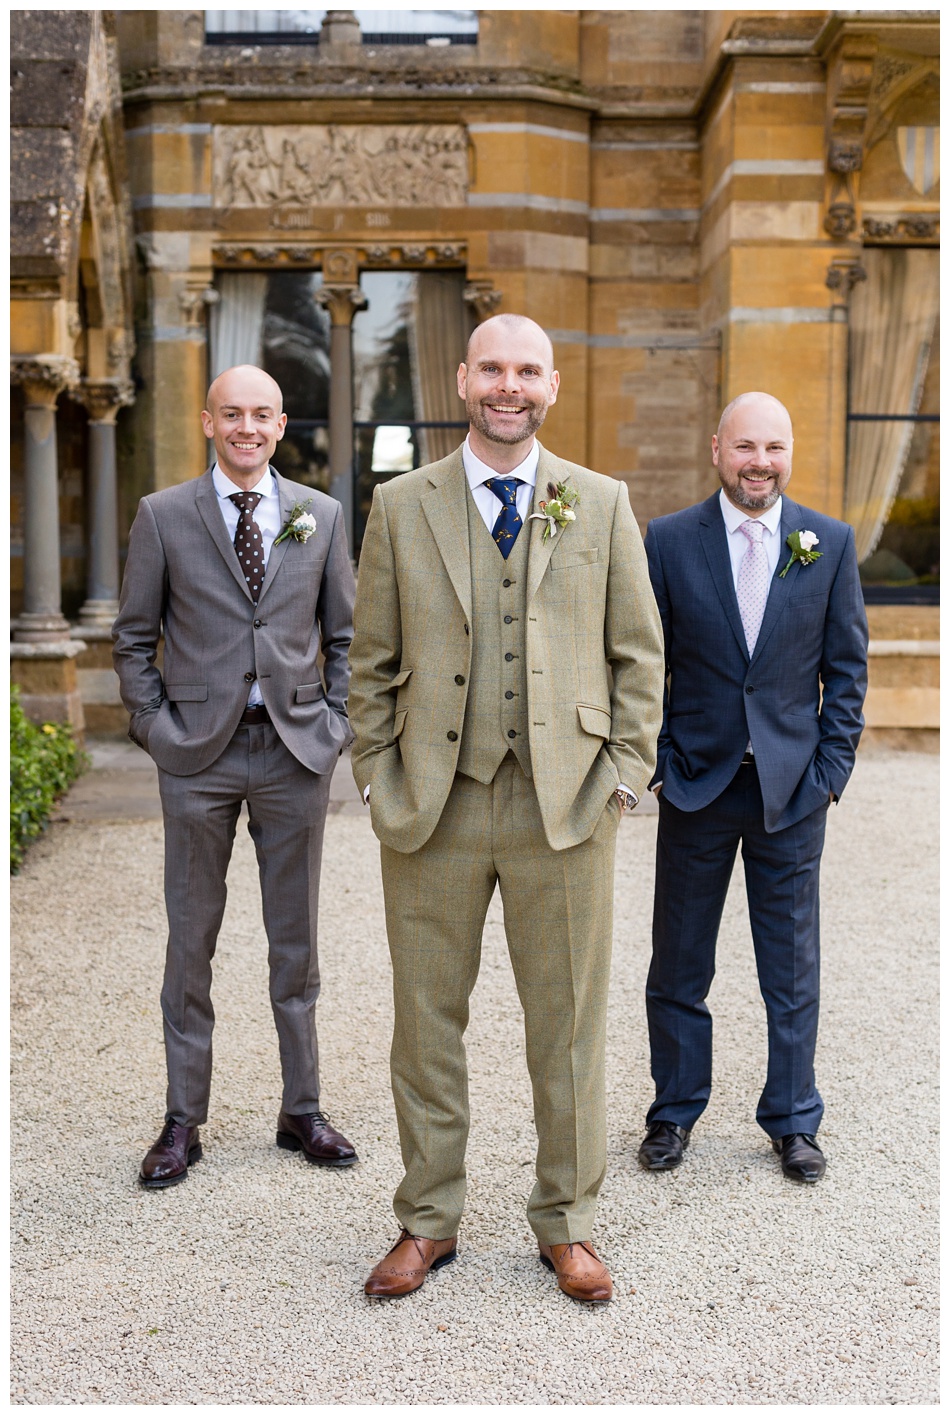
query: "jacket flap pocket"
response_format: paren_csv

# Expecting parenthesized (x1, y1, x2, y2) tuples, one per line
(577, 702, 611, 737)
(389, 668, 413, 689)
(166, 684, 208, 702)
(394, 708, 408, 739)
(551, 547, 599, 570)
(295, 682, 325, 704)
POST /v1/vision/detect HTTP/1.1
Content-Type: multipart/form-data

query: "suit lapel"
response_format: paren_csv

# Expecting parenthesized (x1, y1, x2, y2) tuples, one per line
(256, 470, 293, 608)
(195, 470, 254, 603)
(749, 496, 800, 664)
(526, 444, 563, 605)
(421, 451, 473, 622)
(698, 493, 749, 659)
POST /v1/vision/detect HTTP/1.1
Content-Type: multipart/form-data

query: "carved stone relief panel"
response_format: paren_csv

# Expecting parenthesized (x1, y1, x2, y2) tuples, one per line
(213, 124, 469, 209)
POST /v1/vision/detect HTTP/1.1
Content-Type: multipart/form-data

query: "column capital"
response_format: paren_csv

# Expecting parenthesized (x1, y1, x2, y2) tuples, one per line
(464, 281, 503, 323)
(11, 356, 81, 408)
(78, 378, 136, 424)
(316, 283, 368, 327)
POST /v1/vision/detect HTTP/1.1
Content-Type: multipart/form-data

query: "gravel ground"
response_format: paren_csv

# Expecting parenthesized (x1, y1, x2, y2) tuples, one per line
(10, 749, 938, 1404)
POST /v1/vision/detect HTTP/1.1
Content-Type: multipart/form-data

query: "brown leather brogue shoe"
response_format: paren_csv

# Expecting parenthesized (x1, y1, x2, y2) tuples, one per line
(364, 1230, 458, 1298)
(539, 1241, 613, 1303)
(276, 1110, 358, 1167)
(139, 1119, 202, 1189)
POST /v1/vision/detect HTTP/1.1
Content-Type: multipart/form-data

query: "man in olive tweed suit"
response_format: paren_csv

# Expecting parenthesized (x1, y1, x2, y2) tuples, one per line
(350, 315, 664, 1302)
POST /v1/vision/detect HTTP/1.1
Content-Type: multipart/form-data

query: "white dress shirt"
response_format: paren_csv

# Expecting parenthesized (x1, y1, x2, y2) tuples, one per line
(462, 434, 539, 531)
(719, 489, 783, 587)
(213, 462, 281, 707)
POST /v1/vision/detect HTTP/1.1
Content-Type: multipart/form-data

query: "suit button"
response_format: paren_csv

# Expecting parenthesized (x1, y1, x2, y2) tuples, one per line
(505, 653, 514, 662)
(244, 672, 255, 682)
(447, 730, 458, 742)
(505, 691, 514, 700)
(504, 615, 513, 624)
(454, 674, 465, 685)
(745, 685, 755, 694)
(503, 579, 512, 587)
(507, 729, 517, 739)
(253, 619, 262, 628)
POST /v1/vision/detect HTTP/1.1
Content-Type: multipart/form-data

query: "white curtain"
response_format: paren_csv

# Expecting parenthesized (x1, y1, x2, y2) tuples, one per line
(209, 272, 268, 380)
(845, 248, 939, 562)
(409, 271, 468, 464)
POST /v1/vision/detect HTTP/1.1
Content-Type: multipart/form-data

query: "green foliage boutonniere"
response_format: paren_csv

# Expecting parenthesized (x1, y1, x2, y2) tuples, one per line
(528, 481, 580, 542)
(274, 500, 316, 546)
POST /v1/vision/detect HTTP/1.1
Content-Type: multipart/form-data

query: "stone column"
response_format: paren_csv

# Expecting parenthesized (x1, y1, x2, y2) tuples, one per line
(76, 378, 135, 629)
(316, 277, 367, 553)
(11, 356, 79, 642)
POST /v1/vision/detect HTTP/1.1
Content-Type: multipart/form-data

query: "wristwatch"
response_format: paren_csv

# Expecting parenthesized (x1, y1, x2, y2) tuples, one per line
(615, 786, 638, 812)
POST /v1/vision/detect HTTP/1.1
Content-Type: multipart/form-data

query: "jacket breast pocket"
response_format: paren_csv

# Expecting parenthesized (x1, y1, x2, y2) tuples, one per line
(551, 547, 599, 571)
(166, 684, 208, 702)
(295, 683, 325, 704)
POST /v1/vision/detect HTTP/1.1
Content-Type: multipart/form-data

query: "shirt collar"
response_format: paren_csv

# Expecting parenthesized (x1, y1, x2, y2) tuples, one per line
(212, 463, 277, 501)
(719, 487, 783, 537)
(462, 434, 539, 492)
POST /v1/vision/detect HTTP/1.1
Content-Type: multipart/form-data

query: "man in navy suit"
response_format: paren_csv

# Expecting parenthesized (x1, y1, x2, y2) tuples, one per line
(638, 391, 868, 1182)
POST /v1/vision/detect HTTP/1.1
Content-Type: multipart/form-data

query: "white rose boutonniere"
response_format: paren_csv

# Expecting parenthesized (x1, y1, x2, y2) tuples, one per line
(274, 501, 316, 546)
(779, 529, 823, 579)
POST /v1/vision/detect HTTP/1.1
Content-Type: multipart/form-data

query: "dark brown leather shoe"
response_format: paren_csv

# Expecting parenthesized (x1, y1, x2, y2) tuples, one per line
(276, 1110, 358, 1167)
(773, 1133, 826, 1183)
(638, 1120, 690, 1171)
(364, 1230, 458, 1297)
(539, 1241, 613, 1303)
(139, 1119, 202, 1188)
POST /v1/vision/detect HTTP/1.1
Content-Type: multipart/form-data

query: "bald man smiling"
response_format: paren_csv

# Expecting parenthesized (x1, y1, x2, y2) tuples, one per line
(114, 364, 359, 1188)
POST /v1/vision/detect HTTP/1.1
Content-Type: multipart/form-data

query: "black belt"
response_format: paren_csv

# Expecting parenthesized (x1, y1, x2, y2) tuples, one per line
(240, 705, 270, 725)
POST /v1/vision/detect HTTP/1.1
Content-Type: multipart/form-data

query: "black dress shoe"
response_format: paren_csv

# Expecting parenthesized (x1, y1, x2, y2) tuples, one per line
(139, 1119, 202, 1188)
(638, 1121, 690, 1171)
(276, 1110, 358, 1167)
(772, 1133, 826, 1183)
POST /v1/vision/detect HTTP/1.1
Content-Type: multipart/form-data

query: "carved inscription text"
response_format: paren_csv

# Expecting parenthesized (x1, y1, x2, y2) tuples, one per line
(213, 124, 469, 209)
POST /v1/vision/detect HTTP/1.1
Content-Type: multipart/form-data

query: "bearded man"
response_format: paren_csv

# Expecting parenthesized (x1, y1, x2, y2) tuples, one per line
(348, 314, 665, 1302)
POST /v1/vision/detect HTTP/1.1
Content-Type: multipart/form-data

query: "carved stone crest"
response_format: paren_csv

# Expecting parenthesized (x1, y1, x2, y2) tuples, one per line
(213, 124, 469, 209)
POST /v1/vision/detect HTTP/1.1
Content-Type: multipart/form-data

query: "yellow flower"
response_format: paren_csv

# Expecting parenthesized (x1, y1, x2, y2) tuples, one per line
(41, 724, 57, 736)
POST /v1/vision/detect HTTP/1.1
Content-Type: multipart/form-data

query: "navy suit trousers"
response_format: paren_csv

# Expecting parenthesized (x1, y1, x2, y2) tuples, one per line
(646, 760, 828, 1139)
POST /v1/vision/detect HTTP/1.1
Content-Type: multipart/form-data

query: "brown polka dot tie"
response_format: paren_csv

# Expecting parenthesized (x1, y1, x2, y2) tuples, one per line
(229, 491, 265, 602)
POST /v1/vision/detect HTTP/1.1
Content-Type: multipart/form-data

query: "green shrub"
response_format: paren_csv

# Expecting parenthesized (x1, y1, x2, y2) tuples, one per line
(10, 687, 87, 873)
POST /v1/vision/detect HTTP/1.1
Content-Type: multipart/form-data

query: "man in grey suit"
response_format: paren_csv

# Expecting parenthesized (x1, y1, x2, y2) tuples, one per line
(638, 391, 868, 1183)
(113, 364, 358, 1187)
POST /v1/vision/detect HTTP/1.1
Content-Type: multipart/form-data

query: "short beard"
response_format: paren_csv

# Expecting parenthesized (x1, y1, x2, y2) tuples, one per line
(467, 396, 548, 446)
(725, 477, 781, 511)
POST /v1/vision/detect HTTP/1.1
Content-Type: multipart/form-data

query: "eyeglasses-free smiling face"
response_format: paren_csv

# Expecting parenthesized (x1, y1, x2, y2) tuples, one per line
(201, 365, 287, 488)
(712, 392, 794, 516)
(457, 315, 560, 459)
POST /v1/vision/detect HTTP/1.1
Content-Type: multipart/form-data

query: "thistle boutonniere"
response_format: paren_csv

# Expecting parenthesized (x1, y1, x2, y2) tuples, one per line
(779, 529, 822, 578)
(274, 499, 316, 546)
(528, 480, 579, 542)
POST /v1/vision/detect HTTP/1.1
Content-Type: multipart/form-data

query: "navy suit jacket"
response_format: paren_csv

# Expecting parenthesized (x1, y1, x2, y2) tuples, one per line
(645, 492, 868, 833)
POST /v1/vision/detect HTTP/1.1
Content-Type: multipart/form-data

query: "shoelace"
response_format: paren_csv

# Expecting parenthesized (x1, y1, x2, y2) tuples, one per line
(301, 1111, 330, 1127)
(158, 1118, 183, 1147)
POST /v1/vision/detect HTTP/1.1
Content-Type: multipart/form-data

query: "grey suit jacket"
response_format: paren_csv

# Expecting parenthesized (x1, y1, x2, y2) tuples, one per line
(112, 468, 355, 777)
(348, 443, 666, 853)
(645, 492, 868, 832)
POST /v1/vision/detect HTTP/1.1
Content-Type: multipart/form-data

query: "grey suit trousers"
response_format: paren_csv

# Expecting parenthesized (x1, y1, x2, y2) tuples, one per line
(157, 721, 333, 1126)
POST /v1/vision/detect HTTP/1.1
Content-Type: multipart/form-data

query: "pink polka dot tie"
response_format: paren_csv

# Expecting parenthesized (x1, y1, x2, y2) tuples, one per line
(737, 519, 769, 655)
(229, 491, 265, 603)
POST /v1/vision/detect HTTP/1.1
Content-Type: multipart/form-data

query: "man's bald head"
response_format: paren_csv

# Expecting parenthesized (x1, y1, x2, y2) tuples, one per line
(206, 364, 284, 417)
(717, 391, 792, 444)
(712, 390, 794, 515)
(465, 314, 555, 374)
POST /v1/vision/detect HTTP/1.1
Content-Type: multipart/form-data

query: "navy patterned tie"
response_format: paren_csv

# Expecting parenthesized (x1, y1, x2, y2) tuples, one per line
(484, 478, 524, 559)
(229, 491, 265, 602)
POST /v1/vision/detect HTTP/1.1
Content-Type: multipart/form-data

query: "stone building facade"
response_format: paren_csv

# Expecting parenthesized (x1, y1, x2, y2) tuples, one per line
(10, 9, 940, 740)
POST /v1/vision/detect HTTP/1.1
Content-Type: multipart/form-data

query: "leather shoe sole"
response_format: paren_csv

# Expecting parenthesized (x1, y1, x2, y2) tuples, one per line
(276, 1129, 358, 1167)
(139, 1141, 202, 1189)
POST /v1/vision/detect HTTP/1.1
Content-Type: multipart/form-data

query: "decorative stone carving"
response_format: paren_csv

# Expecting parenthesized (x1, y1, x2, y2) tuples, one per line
(107, 328, 136, 373)
(464, 281, 503, 321)
(823, 202, 857, 239)
(823, 36, 877, 242)
(213, 124, 469, 209)
(315, 284, 368, 327)
(863, 214, 939, 243)
(213, 240, 468, 270)
(11, 355, 81, 407)
(825, 259, 867, 294)
(179, 285, 220, 329)
(78, 378, 135, 424)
